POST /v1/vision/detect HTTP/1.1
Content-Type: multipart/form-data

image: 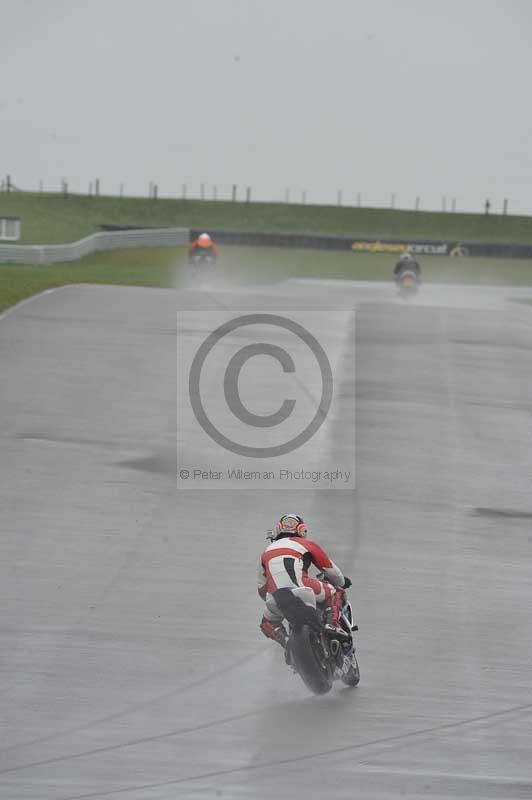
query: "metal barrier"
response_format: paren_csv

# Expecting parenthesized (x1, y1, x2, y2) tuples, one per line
(3, 226, 530, 264)
(0, 227, 190, 264)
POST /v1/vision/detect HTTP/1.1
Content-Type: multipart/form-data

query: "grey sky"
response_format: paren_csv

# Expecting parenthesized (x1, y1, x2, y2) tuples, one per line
(3, 0, 532, 213)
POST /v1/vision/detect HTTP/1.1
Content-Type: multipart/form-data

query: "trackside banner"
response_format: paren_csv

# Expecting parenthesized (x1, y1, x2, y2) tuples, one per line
(189, 229, 532, 259)
(351, 240, 450, 255)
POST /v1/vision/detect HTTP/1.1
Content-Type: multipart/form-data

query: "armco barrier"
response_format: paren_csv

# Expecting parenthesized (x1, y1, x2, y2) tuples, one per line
(0, 227, 189, 264)
(3, 226, 532, 264)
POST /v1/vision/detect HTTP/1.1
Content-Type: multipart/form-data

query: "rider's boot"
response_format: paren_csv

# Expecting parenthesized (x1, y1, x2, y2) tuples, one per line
(324, 590, 350, 640)
(260, 616, 288, 648)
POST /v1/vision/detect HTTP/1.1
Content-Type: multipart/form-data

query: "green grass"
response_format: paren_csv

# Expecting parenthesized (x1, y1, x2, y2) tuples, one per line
(219, 247, 532, 286)
(2, 245, 532, 315)
(0, 247, 184, 313)
(2, 192, 532, 245)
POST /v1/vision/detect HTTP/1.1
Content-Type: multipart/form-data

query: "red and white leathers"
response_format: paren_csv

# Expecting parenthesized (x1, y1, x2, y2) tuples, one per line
(258, 535, 346, 628)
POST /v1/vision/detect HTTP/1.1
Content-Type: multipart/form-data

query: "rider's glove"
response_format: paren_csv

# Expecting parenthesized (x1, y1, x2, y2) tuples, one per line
(342, 576, 352, 589)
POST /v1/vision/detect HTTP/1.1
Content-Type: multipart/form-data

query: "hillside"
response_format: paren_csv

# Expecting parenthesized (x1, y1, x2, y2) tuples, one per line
(2, 192, 532, 245)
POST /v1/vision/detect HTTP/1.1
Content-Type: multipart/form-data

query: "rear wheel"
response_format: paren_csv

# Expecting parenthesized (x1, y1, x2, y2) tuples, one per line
(291, 624, 333, 695)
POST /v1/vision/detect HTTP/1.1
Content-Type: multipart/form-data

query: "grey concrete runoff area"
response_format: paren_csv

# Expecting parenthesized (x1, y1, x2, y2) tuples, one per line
(1, 279, 532, 800)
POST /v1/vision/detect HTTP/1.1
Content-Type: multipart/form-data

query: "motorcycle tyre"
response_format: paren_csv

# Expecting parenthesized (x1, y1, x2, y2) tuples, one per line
(399, 286, 418, 299)
(291, 624, 333, 696)
(341, 652, 360, 687)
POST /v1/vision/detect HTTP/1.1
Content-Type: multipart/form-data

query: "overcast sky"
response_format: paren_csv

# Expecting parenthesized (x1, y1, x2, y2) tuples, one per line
(3, 0, 531, 214)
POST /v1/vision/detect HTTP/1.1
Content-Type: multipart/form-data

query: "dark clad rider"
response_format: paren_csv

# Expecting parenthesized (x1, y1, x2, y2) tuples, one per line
(394, 252, 421, 281)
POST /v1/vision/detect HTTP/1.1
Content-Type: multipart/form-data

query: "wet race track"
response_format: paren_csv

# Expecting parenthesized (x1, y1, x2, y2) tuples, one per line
(1, 280, 532, 799)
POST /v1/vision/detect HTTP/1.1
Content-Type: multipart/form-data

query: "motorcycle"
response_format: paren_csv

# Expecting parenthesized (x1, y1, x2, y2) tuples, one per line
(395, 268, 420, 299)
(187, 249, 216, 286)
(273, 578, 360, 695)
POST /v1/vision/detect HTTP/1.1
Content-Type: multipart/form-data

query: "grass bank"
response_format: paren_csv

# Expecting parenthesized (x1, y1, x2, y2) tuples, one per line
(1, 192, 532, 245)
(1, 246, 532, 315)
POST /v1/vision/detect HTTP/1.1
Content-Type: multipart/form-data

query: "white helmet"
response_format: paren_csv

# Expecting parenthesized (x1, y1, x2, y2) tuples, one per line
(198, 232, 212, 246)
(267, 513, 309, 541)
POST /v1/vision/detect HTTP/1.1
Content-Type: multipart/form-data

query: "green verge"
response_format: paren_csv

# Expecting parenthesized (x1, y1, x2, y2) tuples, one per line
(0, 247, 182, 313)
(216, 247, 532, 287)
(2, 192, 532, 245)
(1, 246, 532, 315)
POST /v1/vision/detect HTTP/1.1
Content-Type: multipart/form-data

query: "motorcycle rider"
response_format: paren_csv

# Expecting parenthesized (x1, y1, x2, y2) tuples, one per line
(393, 251, 421, 283)
(257, 513, 352, 647)
(188, 231, 220, 261)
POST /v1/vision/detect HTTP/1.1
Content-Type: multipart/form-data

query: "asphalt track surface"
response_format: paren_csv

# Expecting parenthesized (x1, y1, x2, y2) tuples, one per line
(2, 280, 532, 799)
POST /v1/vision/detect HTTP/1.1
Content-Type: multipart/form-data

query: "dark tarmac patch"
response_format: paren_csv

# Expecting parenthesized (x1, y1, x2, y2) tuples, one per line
(467, 401, 532, 412)
(118, 453, 176, 475)
(473, 507, 532, 520)
(452, 338, 528, 350)
(16, 432, 113, 448)
(17, 434, 177, 476)
(452, 339, 496, 347)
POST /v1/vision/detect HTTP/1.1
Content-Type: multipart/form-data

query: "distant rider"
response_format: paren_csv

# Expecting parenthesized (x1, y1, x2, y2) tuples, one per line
(257, 513, 352, 647)
(394, 251, 421, 283)
(188, 232, 220, 261)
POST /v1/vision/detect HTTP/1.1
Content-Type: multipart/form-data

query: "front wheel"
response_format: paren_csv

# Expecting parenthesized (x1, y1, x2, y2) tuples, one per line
(341, 652, 360, 687)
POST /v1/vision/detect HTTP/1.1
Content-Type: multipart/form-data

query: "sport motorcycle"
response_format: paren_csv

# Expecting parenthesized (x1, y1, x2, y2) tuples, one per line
(396, 268, 420, 299)
(273, 579, 360, 695)
(187, 250, 216, 286)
